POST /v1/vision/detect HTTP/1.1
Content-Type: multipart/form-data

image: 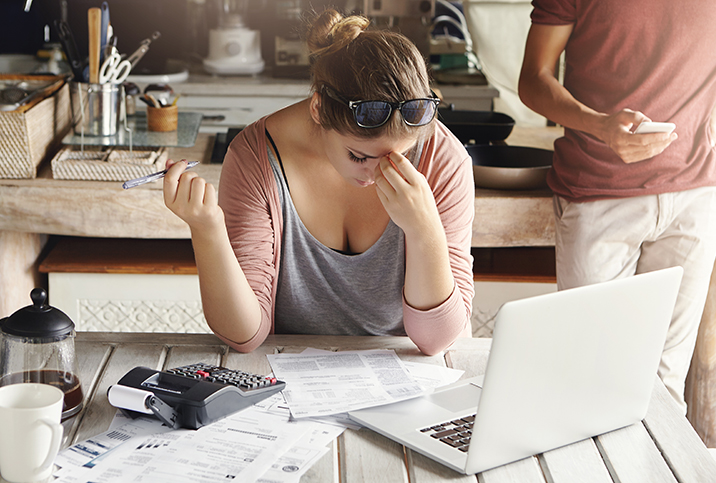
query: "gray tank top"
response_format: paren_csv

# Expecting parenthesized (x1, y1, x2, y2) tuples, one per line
(267, 139, 407, 336)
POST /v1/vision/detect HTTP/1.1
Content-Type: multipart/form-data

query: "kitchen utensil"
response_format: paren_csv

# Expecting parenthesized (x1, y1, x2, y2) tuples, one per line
(0, 288, 84, 423)
(54, 20, 85, 80)
(468, 145, 553, 190)
(123, 82, 140, 115)
(88, 7, 102, 84)
(439, 108, 515, 145)
(144, 83, 173, 106)
(125, 32, 162, 69)
(144, 93, 161, 108)
(100, 2, 110, 64)
(99, 48, 132, 84)
(0, 76, 66, 112)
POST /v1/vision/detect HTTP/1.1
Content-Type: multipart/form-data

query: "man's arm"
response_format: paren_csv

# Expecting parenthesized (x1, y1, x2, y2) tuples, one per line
(518, 23, 676, 163)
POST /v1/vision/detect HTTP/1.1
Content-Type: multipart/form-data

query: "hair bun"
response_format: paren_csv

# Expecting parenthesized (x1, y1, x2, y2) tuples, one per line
(307, 9, 370, 57)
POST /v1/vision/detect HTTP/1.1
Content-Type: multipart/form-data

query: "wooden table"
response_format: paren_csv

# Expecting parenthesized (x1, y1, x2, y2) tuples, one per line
(57, 332, 716, 482)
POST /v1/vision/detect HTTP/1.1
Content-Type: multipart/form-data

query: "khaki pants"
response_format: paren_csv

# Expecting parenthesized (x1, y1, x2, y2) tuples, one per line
(553, 187, 716, 414)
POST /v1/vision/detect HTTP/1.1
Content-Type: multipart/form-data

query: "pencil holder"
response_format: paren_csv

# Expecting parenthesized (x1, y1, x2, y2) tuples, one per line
(147, 105, 178, 132)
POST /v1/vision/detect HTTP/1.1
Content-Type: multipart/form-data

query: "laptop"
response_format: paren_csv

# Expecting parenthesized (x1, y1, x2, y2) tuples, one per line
(348, 267, 683, 474)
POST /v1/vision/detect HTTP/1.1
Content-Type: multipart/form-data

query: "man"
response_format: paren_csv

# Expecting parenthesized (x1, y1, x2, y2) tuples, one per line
(518, 0, 716, 413)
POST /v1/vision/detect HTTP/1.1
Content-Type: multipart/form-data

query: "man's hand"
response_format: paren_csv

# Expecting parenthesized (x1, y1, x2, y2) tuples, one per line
(598, 109, 678, 164)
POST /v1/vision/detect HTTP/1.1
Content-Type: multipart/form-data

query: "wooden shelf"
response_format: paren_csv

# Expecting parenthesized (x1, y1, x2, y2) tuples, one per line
(38, 236, 197, 275)
(472, 247, 556, 284)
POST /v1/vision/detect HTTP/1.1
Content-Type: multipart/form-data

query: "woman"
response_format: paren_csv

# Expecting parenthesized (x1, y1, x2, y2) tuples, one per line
(163, 10, 474, 355)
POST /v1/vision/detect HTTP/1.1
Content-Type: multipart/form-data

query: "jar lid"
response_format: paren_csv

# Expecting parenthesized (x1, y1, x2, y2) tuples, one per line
(0, 288, 75, 338)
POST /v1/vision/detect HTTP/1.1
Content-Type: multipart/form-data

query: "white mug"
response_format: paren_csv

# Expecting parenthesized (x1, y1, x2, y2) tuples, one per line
(0, 383, 64, 483)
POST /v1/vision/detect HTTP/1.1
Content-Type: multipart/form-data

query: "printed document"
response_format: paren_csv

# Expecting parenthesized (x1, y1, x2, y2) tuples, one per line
(266, 349, 427, 418)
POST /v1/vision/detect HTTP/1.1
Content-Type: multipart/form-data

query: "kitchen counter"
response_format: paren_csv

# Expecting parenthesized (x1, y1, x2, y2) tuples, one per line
(173, 73, 501, 100)
(0, 125, 558, 243)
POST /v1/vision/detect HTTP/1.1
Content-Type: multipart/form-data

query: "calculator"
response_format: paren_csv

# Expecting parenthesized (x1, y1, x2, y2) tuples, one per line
(113, 363, 286, 429)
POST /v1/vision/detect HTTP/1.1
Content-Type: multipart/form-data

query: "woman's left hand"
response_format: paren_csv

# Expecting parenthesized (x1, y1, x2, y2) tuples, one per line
(373, 152, 442, 239)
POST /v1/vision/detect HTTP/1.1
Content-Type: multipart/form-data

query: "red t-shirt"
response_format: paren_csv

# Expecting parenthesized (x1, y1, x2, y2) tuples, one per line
(531, 0, 716, 202)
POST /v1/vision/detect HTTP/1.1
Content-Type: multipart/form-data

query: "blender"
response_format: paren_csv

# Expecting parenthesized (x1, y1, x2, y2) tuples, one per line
(203, 0, 264, 75)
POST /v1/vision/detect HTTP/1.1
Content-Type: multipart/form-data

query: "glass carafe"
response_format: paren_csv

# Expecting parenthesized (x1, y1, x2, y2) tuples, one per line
(0, 288, 83, 422)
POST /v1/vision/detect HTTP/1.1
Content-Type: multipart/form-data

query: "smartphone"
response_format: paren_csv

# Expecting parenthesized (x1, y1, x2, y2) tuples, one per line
(634, 121, 676, 134)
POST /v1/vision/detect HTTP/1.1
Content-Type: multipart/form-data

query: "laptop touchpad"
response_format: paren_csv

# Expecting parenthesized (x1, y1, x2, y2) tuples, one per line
(429, 383, 481, 413)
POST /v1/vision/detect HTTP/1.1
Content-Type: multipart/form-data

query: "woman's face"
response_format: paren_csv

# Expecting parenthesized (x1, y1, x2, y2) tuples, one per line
(321, 129, 418, 188)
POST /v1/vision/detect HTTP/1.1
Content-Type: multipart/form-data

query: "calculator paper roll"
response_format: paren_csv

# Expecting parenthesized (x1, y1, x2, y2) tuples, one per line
(107, 385, 154, 414)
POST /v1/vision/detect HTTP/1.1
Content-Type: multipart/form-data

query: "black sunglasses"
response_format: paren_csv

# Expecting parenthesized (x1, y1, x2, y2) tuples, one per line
(322, 85, 441, 128)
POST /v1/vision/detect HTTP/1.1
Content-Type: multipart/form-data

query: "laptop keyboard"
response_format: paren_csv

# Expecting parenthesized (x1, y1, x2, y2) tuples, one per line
(420, 414, 476, 452)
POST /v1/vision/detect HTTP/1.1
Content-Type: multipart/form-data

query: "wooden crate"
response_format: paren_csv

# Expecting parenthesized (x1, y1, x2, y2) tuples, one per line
(0, 78, 71, 178)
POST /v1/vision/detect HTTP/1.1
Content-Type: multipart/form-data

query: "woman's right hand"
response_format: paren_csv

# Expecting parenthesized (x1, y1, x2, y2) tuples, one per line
(163, 159, 225, 233)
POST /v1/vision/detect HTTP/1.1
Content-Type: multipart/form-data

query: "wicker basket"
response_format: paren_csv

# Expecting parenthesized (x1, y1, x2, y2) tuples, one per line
(51, 146, 167, 182)
(0, 81, 71, 179)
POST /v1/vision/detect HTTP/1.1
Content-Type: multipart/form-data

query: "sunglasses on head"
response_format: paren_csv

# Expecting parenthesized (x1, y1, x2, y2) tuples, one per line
(321, 85, 441, 129)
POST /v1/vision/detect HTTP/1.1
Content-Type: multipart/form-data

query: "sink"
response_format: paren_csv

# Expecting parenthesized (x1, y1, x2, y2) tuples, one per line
(0, 54, 42, 74)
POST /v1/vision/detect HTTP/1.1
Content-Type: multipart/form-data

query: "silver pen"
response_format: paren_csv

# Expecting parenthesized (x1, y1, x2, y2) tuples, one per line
(122, 161, 199, 189)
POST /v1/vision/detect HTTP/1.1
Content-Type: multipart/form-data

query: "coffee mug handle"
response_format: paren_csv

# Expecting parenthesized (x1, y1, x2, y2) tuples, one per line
(36, 418, 63, 473)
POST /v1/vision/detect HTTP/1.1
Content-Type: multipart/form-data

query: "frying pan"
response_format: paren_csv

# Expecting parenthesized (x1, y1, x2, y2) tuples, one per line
(438, 108, 515, 145)
(467, 145, 553, 190)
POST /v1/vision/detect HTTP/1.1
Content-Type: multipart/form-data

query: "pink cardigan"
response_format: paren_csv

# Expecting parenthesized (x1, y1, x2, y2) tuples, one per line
(217, 117, 475, 354)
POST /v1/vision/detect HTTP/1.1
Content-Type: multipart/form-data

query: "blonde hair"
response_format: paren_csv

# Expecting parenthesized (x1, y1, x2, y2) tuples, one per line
(306, 9, 435, 140)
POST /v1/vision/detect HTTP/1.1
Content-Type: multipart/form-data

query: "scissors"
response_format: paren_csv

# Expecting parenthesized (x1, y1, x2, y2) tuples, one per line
(99, 48, 132, 84)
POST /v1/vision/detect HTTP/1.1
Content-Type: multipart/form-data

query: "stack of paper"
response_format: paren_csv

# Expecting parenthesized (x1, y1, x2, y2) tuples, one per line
(53, 349, 464, 482)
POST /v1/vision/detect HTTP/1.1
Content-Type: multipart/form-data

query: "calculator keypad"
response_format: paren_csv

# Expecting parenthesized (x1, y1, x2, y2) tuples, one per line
(167, 363, 279, 392)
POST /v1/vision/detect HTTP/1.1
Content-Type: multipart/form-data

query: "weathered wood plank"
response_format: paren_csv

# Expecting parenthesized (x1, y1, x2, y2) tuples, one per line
(0, 230, 46, 317)
(473, 193, 553, 248)
(445, 341, 492, 378)
(539, 438, 612, 483)
(340, 428, 409, 482)
(596, 421, 677, 483)
(301, 439, 338, 483)
(686, 259, 716, 448)
(477, 456, 545, 483)
(75, 331, 222, 345)
(645, 379, 716, 481)
(62, 339, 113, 447)
(162, 344, 224, 370)
(407, 449, 477, 482)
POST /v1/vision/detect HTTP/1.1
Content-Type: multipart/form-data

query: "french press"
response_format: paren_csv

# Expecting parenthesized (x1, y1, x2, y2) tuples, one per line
(0, 288, 83, 421)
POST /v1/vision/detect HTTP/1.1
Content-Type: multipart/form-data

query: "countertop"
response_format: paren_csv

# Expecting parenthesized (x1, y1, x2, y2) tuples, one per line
(159, 73, 500, 100)
(0, 126, 561, 245)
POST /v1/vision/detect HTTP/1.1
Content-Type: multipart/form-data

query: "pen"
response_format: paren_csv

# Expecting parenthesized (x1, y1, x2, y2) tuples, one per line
(122, 161, 199, 189)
